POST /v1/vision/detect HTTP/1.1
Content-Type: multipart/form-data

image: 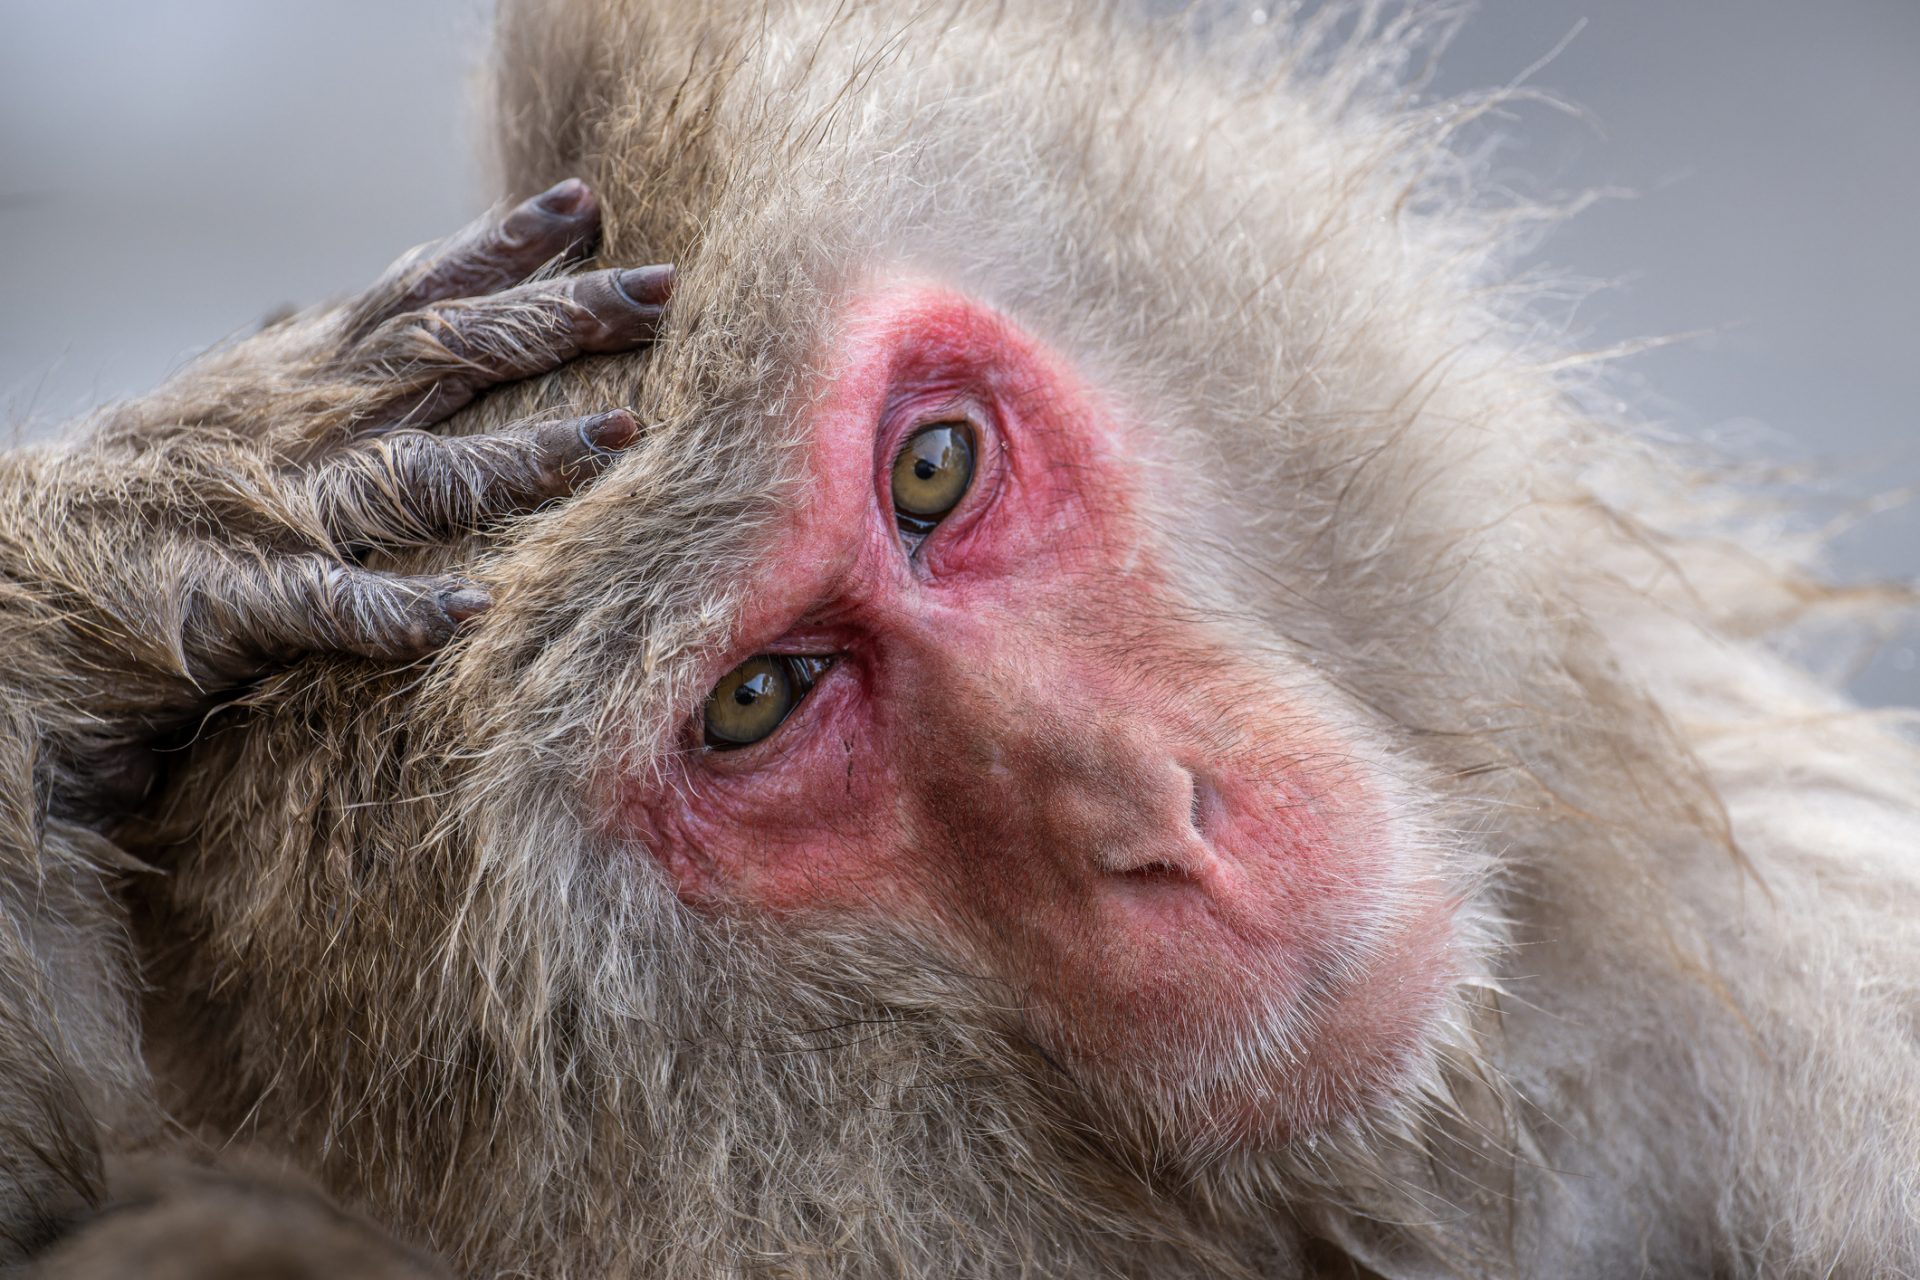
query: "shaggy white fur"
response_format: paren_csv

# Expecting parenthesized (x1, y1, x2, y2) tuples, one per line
(6, 2, 1916, 1276)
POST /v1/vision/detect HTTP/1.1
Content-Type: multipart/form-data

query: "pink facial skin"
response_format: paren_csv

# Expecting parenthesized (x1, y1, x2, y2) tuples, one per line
(616, 283, 1459, 1148)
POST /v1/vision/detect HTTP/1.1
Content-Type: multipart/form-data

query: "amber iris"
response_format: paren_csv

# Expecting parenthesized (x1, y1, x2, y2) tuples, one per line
(891, 422, 975, 534)
(703, 655, 832, 749)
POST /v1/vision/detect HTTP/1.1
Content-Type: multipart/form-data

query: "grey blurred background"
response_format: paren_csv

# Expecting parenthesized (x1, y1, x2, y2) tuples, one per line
(2, 1, 1914, 701)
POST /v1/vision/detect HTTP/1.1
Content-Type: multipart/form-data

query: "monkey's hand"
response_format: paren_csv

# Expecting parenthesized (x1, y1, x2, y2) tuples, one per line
(0, 178, 668, 821)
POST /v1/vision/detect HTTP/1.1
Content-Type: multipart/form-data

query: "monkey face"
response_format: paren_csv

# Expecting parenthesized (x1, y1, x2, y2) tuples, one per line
(613, 282, 1466, 1152)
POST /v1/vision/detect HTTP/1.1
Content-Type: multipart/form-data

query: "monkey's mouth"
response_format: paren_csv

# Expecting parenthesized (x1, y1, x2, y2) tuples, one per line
(1035, 879, 1461, 1151)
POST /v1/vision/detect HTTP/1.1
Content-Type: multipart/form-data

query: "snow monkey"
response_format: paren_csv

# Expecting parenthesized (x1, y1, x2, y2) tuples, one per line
(3, 1, 1917, 1277)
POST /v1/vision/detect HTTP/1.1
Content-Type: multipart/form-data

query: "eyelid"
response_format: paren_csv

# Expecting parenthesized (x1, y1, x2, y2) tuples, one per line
(878, 388, 985, 463)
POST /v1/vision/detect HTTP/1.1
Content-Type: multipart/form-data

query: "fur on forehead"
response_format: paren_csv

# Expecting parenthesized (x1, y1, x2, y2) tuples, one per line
(465, 0, 1593, 776)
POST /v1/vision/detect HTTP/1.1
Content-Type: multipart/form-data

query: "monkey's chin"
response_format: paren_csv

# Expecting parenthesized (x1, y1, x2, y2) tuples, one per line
(1100, 1005, 1449, 1163)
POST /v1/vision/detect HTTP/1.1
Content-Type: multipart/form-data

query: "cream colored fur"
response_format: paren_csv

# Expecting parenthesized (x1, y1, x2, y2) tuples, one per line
(0, 2, 1913, 1276)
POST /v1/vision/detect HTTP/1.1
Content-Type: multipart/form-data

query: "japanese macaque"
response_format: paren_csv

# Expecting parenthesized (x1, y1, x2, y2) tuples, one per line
(2, 1, 1916, 1277)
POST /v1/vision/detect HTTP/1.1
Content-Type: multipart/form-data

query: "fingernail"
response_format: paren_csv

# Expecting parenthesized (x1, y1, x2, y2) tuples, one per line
(584, 409, 641, 452)
(534, 177, 591, 216)
(441, 585, 494, 623)
(614, 264, 675, 307)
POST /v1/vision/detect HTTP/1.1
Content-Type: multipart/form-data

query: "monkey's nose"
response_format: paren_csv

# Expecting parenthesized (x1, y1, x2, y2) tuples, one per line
(1086, 763, 1216, 883)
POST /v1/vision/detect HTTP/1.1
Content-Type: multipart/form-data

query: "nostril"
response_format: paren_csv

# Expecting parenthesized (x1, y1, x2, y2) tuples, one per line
(1124, 859, 1185, 883)
(1087, 763, 1218, 882)
(1186, 768, 1223, 840)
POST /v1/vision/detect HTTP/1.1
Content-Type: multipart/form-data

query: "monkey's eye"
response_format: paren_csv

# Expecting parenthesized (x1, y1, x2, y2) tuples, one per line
(703, 654, 832, 750)
(891, 422, 976, 536)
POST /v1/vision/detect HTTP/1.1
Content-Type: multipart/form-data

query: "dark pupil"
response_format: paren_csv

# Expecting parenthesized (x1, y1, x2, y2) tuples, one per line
(733, 673, 774, 706)
(893, 422, 976, 530)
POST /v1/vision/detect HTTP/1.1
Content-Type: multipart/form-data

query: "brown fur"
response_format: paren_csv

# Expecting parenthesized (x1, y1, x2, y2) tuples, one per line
(1, 1, 1916, 1276)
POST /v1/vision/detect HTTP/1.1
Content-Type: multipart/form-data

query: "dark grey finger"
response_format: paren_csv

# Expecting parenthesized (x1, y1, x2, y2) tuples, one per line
(183, 557, 493, 680)
(344, 178, 603, 341)
(306, 409, 641, 549)
(358, 265, 673, 430)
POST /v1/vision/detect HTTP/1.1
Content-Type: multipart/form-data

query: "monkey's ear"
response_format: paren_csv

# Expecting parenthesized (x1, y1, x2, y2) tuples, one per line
(490, 0, 745, 263)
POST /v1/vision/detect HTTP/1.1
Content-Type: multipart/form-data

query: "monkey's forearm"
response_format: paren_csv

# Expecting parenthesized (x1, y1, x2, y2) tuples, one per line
(0, 699, 141, 1265)
(0, 691, 446, 1276)
(0, 180, 668, 1275)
